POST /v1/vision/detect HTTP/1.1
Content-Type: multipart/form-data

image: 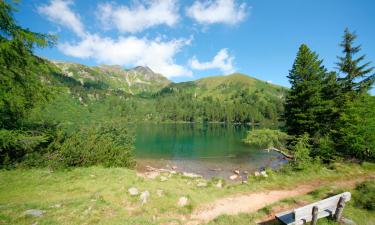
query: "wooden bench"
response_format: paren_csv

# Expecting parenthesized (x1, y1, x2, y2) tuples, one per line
(275, 192, 351, 225)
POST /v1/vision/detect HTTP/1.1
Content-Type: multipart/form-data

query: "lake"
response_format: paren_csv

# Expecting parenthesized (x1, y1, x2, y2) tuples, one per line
(134, 123, 286, 179)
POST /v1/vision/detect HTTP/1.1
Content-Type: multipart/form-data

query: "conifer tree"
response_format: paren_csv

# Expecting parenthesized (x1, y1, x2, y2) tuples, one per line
(337, 28, 374, 95)
(284, 44, 326, 136)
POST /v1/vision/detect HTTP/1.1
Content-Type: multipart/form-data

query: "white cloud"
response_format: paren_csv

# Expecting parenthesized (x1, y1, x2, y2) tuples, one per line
(97, 0, 180, 33)
(189, 48, 235, 74)
(186, 0, 247, 25)
(38, 0, 85, 37)
(59, 34, 192, 78)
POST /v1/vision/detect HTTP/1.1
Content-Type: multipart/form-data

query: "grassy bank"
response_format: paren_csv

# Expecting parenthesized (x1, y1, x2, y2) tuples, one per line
(0, 162, 374, 225)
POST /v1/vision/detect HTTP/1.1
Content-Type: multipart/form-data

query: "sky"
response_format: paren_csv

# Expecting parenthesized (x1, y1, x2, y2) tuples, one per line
(13, 0, 375, 91)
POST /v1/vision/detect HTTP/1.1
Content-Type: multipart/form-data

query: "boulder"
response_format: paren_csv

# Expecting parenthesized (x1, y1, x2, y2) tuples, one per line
(341, 217, 357, 225)
(160, 176, 168, 182)
(24, 209, 44, 217)
(196, 182, 207, 187)
(140, 191, 150, 205)
(229, 174, 238, 180)
(216, 180, 223, 188)
(128, 187, 139, 196)
(156, 189, 164, 197)
(182, 172, 202, 178)
(178, 196, 188, 207)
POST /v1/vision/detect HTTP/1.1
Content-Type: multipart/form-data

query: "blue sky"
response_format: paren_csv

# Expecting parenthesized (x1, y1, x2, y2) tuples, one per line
(13, 0, 375, 91)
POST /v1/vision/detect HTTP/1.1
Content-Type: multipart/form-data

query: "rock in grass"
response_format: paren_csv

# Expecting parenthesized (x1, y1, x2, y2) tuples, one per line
(128, 187, 139, 196)
(178, 196, 188, 207)
(24, 209, 44, 217)
(229, 174, 238, 180)
(140, 191, 150, 205)
(216, 180, 223, 188)
(156, 189, 164, 197)
(254, 171, 260, 176)
(341, 217, 357, 225)
(160, 176, 168, 182)
(196, 181, 207, 187)
(260, 171, 268, 177)
(182, 172, 202, 178)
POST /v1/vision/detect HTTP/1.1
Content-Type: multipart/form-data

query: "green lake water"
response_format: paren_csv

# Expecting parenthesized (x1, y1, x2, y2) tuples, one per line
(134, 123, 286, 179)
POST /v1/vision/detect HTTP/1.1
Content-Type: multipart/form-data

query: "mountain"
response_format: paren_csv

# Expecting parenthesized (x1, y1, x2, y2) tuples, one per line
(159, 73, 286, 100)
(28, 59, 287, 126)
(52, 61, 171, 94)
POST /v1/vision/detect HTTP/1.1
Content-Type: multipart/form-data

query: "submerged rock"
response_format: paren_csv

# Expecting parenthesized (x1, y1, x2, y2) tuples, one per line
(128, 187, 139, 196)
(140, 191, 150, 205)
(233, 169, 240, 175)
(178, 196, 188, 207)
(24, 209, 44, 217)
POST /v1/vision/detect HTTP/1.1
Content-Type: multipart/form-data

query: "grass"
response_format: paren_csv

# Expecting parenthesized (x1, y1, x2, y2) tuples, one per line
(0, 162, 374, 225)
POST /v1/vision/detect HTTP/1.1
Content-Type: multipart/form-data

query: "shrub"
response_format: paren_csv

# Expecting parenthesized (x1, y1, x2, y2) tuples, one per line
(48, 123, 136, 168)
(353, 180, 375, 210)
(292, 133, 312, 170)
(0, 129, 49, 168)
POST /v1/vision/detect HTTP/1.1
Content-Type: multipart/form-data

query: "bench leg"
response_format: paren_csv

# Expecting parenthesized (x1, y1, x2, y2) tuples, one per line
(312, 206, 318, 225)
(334, 196, 346, 222)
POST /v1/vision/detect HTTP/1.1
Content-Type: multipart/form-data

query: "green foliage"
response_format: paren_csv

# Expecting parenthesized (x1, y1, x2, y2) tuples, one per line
(284, 44, 327, 136)
(243, 128, 290, 150)
(337, 28, 374, 94)
(0, 129, 49, 168)
(48, 123, 136, 168)
(0, 1, 56, 129)
(292, 133, 312, 170)
(353, 180, 375, 210)
(335, 95, 375, 160)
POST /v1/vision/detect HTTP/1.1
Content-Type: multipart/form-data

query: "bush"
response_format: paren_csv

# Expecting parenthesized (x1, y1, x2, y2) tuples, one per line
(353, 180, 375, 210)
(292, 133, 312, 170)
(0, 129, 49, 168)
(48, 123, 136, 168)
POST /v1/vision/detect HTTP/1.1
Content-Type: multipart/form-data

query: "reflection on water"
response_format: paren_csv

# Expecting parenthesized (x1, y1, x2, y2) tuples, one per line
(134, 123, 286, 179)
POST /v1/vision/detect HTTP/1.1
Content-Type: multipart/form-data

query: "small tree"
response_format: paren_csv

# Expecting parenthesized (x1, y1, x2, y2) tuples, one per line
(292, 133, 312, 170)
(243, 129, 292, 158)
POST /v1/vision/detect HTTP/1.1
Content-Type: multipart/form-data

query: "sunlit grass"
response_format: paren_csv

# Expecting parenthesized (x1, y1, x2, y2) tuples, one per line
(0, 162, 374, 224)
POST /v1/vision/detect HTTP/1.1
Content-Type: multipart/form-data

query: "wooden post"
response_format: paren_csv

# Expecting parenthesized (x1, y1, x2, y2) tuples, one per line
(334, 196, 346, 221)
(312, 206, 318, 225)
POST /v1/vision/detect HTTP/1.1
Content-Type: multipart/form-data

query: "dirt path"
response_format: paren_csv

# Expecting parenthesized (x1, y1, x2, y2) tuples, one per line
(186, 176, 373, 225)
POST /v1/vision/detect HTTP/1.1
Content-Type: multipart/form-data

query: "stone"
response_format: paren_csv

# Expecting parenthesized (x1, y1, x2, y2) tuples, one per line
(229, 174, 238, 180)
(140, 191, 150, 205)
(172, 165, 177, 170)
(160, 176, 168, 182)
(196, 181, 207, 187)
(242, 175, 248, 184)
(156, 189, 164, 197)
(254, 171, 260, 176)
(243, 170, 249, 174)
(182, 172, 202, 178)
(233, 169, 240, 175)
(49, 203, 61, 208)
(341, 217, 357, 225)
(178, 196, 188, 207)
(216, 180, 223, 188)
(260, 171, 268, 177)
(24, 209, 44, 217)
(128, 187, 139, 196)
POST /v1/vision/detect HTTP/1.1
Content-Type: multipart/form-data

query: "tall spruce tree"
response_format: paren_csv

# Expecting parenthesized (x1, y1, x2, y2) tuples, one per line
(337, 28, 374, 95)
(284, 44, 327, 136)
